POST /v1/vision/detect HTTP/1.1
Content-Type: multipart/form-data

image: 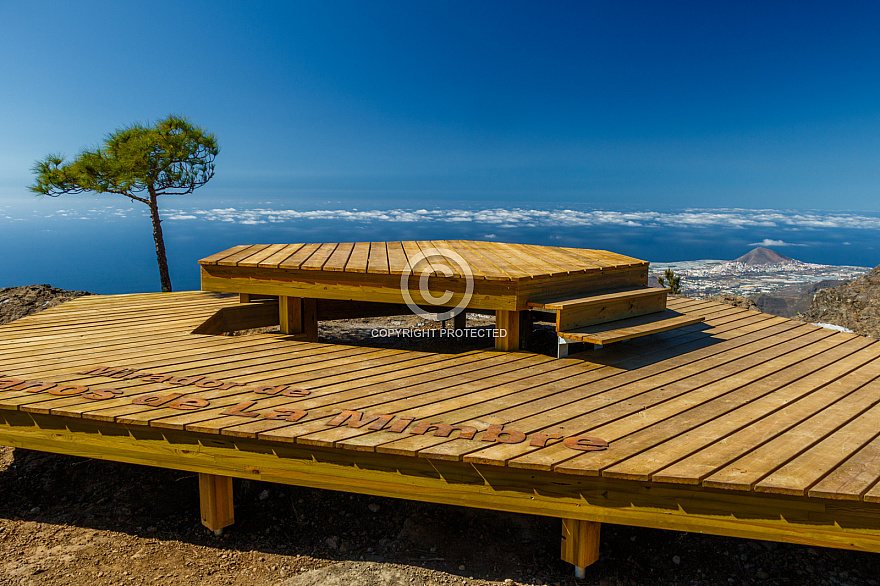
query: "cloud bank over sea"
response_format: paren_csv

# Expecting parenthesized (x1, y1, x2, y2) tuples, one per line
(3, 201, 878, 293)
(158, 207, 880, 231)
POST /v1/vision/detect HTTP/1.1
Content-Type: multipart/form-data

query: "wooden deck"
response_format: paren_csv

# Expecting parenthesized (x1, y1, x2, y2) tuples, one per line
(3, 291, 880, 570)
(198, 240, 701, 353)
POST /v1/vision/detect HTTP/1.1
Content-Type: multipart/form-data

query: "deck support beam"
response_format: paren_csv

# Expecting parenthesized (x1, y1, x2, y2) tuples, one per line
(280, 296, 318, 342)
(198, 473, 234, 535)
(495, 310, 521, 351)
(561, 518, 601, 576)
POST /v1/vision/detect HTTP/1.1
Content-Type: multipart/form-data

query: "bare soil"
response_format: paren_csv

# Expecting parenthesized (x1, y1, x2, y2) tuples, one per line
(2, 288, 880, 585)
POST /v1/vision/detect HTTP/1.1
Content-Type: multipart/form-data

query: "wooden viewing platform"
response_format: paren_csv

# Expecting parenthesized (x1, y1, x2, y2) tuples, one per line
(3, 245, 880, 576)
(199, 241, 703, 354)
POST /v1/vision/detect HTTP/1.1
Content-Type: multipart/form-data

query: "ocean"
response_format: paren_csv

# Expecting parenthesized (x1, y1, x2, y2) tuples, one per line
(2, 195, 878, 294)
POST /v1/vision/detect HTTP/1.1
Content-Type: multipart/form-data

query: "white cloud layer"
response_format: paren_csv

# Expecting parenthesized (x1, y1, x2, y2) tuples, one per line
(748, 238, 806, 247)
(158, 206, 880, 231)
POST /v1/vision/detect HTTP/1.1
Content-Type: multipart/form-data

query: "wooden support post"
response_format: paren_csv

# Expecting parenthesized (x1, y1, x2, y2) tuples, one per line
(453, 311, 467, 331)
(495, 310, 521, 351)
(199, 473, 234, 535)
(239, 293, 251, 303)
(279, 296, 303, 335)
(520, 310, 533, 349)
(279, 296, 318, 341)
(561, 518, 601, 577)
(302, 298, 318, 342)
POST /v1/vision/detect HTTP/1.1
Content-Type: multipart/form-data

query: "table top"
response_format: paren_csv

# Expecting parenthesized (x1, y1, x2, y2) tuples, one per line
(199, 241, 647, 281)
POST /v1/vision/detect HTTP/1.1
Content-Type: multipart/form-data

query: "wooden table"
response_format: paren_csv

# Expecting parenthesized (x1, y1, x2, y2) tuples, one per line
(199, 241, 700, 352)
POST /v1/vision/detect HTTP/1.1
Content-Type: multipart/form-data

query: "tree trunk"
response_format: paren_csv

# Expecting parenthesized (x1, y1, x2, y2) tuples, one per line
(147, 186, 173, 292)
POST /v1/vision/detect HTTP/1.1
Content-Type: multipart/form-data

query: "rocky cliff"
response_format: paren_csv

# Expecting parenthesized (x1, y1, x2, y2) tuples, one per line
(0, 284, 92, 325)
(798, 266, 880, 337)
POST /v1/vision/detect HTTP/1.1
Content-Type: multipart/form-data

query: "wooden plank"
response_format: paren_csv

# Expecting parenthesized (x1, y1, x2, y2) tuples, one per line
(534, 245, 609, 270)
(195, 353, 490, 438)
(148, 351, 515, 435)
(368, 242, 390, 274)
(418, 240, 463, 280)
(5, 341, 350, 415)
(443, 321, 808, 465)
(493, 242, 568, 277)
(683, 355, 880, 492)
(198, 245, 250, 266)
(216, 244, 271, 267)
(810, 432, 880, 500)
(278, 242, 323, 269)
(515, 268, 649, 304)
(8, 415, 880, 552)
(442, 241, 504, 280)
(345, 242, 371, 273)
(0, 332, 294, 379)
(295, 355, 566, 450)
(63, 345, 407, 422)
(380, 317, 803, 463)
(322, 242, 355, 272)
(257, 244, 306, 268)
(561, 247, 645, 269)
(385, 241, 410, 275)
(558, 310, 704, 345)
(459, 241, 531, 279)
(201, 265, 514, 309)
(555, 290, 667, 331)
(255, 353, 540, 444)
(184, 353, 476, 437)
(530, 287, 671, 310)
(503, 325, 831, 471)
(235, 243, 291, 267)
(299, 243, 340, 270)
(553, 333, 869, 480)
(354, 310, 788, 458)
(337, 363, 604, 455)
(755, 395, 880, 496)
(521, 244, 598, 274)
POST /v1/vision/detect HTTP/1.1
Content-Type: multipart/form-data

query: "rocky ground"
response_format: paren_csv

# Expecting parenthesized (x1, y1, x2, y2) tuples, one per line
(798, 266, 880, 337)
(706, 294, 760, 312)
(3, 287, 880, 585)
(0, 285, 91, 326)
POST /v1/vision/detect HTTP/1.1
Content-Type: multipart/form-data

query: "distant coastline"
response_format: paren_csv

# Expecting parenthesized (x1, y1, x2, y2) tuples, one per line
(2, 202, 877, 294)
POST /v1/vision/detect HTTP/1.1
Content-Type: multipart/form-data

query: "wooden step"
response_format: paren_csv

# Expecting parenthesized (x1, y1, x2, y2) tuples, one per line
(529, 287, 671, 331)
(528, 287, 671, 310)
(558, 309, 705, 346)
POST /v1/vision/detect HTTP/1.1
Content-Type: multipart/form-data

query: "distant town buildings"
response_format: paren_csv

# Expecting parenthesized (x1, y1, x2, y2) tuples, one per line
(650, 258, 870, 298)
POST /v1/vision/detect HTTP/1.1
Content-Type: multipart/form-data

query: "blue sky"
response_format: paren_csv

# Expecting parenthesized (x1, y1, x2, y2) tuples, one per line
(4, 1, 880, 292)
(3, 1, 880, 211)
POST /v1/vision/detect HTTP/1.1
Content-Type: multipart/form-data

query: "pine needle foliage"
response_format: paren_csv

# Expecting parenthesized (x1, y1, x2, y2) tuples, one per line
(30, 115, 219, 292)
(658, 268, 682, 294)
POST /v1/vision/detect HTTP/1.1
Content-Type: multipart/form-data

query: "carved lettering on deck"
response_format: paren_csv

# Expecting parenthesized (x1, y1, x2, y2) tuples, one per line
(0, 371, 609, 453)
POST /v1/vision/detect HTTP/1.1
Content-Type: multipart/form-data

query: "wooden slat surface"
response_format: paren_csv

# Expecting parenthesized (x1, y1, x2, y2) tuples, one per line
(2, 291, 880, 509)
(199, 241, 646, 281)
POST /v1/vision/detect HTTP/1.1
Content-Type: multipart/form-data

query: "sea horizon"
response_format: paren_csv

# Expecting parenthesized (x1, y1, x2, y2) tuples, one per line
(2, 195, 877, 295)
